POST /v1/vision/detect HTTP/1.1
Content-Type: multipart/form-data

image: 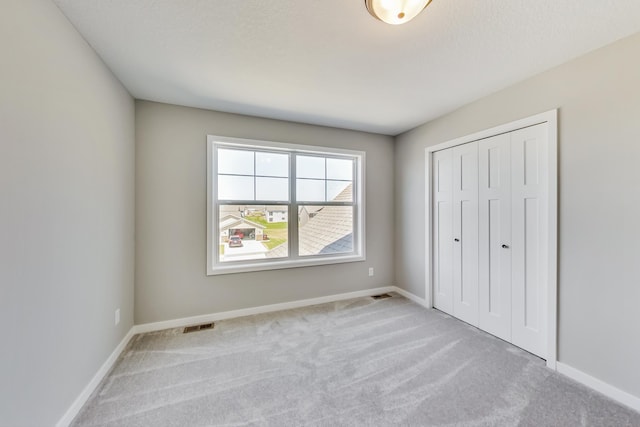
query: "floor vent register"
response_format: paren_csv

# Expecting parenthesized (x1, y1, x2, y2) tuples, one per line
(183, 323, 214, 333)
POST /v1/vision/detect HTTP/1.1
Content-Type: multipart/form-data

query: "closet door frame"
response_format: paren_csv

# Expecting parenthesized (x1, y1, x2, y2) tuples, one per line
(424, 109, 558, 370)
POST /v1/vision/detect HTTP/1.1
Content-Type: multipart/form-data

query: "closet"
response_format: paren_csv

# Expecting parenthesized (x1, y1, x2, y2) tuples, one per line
(432, 122, 549, 359)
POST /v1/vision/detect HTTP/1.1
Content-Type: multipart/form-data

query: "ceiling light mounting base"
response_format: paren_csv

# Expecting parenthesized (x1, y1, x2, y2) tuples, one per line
(365, 0, 432, 25)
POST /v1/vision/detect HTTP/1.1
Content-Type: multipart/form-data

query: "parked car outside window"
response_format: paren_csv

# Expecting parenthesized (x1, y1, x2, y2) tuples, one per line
(228, 236, 243, 248)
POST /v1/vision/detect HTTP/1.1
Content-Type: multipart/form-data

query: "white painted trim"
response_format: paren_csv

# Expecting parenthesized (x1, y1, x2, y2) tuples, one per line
(424, 110, 557, 154)
(545, 109, 558, 370)
(424, 109, 558, 368)
(423, 149, 434, 309)
(206, 139, 214, 275)
(133, 286, 395, 334)
(208, 254, 368, 276)
(557, 362, 640, 413)
(206, 134, 367, 157)
(56, 328, 136, 427)
(392, 286, 430, 308)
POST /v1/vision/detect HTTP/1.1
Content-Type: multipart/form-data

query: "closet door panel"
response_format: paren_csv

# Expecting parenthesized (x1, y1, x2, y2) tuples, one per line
(511, 123, 548, 358)
(452, 143, 479, 326)
(433, 149, 454, 315)
(478, 134, 512, 341)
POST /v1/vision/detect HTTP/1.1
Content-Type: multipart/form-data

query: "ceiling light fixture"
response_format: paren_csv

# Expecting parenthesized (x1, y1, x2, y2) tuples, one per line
(365, 0, 432, 25)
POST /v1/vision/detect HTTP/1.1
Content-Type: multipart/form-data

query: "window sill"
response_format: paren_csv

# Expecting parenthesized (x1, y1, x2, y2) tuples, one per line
(207, 254, 366, 276)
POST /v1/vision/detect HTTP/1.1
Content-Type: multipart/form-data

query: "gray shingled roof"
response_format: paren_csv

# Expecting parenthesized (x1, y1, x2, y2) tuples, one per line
(298, 184, 353, 256)
(261, 183, 354, 258)
(265, 242, 288, 259)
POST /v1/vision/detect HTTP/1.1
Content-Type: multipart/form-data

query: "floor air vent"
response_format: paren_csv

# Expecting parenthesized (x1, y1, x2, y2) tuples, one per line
(371, 293, 392, 300)
(183, 323, 214, 333)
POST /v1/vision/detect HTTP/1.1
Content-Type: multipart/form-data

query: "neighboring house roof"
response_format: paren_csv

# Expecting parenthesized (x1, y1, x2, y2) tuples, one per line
(219, 206, 267, 218)
(219, 207, 244, 218)
(265, 242, 288, 259)
(298, 184, 353, 256)
(332, 182, 352, 202)
(219, 215, 265, 231)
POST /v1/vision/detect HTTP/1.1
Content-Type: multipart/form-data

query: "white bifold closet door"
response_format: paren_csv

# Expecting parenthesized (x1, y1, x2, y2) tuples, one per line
(478, 133, 512, 342)
(452, 143, 479, 326)
(434, 122, 548, 359)
(433, 143, 479, 327)
(509, 124, 548, 357)
(433, 149, 454, 315)
(478, 123, 548, 358)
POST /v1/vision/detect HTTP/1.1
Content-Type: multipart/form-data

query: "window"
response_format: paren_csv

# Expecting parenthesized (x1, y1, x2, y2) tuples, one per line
(207, 135, 365, 275)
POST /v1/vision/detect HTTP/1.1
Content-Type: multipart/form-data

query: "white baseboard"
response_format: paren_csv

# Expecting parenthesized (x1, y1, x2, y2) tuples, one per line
(391, 286, 430, 308)
(56, 327, 136, 427)
(556, 362, 640, 413)
(133, 286, 396, 334)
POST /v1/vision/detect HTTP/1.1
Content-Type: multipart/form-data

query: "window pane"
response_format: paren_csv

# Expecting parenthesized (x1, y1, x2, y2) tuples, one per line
(296, 155, 325, 179)
(296, 179, 325, 202)
(256, 152, 288, 177)
(327, 181, 352, 201)
(327, 158, 353, 181)
(256, 177, 288, 201)
(218, 149, 254, 175)
(218, 175, 254, 200)
(219, 205, 288, 262)
(298, 205, 353, 256)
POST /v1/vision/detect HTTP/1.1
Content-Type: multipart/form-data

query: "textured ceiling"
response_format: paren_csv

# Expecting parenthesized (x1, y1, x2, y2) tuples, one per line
(52, 0, 640, 135)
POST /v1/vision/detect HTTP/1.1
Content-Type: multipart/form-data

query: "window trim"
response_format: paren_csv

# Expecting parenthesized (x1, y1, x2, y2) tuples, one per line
(207, 135, 366, 276)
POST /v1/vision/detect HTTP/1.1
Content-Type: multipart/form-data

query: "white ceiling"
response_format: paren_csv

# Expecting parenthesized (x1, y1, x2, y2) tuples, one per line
(52, 0, 640, 135)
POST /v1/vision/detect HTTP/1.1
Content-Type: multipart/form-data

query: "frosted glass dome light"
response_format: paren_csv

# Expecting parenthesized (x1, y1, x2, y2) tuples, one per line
(365, 0, 432, 25)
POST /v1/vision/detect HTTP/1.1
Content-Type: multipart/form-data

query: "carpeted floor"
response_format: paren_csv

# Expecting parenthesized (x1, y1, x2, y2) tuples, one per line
(72, 294, 640, 426)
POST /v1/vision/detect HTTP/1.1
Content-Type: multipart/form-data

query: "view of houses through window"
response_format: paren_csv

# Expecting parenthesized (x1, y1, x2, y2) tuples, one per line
(219, 205, 290, 262)
(209, 137, 363, 273)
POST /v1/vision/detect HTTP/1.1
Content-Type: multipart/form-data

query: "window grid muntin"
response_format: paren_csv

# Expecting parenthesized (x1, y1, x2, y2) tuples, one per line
(295, 154, 354, 203)
(217, 147, 291, 203)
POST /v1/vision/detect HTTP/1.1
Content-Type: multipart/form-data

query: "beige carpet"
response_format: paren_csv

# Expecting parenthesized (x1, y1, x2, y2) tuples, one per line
(72, 294, 640, 426)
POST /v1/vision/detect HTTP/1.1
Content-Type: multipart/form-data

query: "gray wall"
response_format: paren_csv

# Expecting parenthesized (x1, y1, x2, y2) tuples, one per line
(135, 101, 394, 324)
(0, 0, 135, 425)
(395, 32, 640, 399)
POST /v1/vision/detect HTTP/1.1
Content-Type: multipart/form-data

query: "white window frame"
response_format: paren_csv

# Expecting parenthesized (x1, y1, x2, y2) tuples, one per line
(207, 135, 366, 275)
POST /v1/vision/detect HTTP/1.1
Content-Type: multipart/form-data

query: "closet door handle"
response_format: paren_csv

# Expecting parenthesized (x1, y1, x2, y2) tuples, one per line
(502, 244, 510, 249)
(454, 238, 460, 242)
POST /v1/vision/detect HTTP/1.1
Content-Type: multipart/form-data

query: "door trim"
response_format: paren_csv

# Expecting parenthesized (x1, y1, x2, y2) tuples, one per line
(424, 109, 558, 369)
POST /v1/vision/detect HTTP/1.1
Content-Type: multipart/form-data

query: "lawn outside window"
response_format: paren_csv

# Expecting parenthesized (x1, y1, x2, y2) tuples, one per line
(207, 135, 365, 275)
